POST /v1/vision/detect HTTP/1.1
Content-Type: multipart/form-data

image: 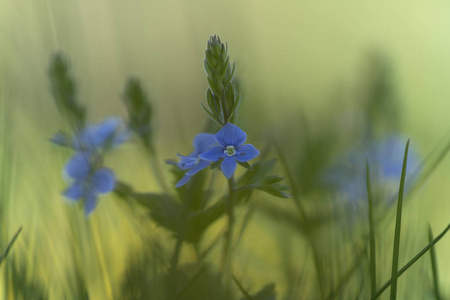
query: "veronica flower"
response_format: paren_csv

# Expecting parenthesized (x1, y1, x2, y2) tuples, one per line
(323, 135, 421, 206)
(52, 117, 129, 152)
(200, 123, 259, 179)
(63, 152, 115, 216)
(174, 133, 216, 188)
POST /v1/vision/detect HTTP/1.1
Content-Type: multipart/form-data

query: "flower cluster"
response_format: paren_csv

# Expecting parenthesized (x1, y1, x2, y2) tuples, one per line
(174, 123, 259, 187)
(53, 117, 128, 215)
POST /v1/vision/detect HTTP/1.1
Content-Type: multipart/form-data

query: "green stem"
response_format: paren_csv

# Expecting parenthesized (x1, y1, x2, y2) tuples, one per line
(221, 176, 235, 299)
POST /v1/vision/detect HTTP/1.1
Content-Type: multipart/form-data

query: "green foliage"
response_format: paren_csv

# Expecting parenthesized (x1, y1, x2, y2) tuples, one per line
(203, 35, 240, 125)
(48, 52, 86, 130)
(237, 159, 290, 199)
(122, 78, 154, 152)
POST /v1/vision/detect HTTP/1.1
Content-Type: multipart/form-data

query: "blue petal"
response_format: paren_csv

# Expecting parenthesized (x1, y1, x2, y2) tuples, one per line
(65, 153, 91, 180)
(186, 160, 211, 176)
(221, 157, 237, 179)
(214, 123, 247, 148)
(84, 189, 99, 216)
(63, 181, 84, 201)
(192, 133, 217, 154)
(81, 117, 122, 149)
(200, 145, 225, 162)
(175, 174, 192, 188)
(177, 154, 198, 169)
(235, 144, 260, 162)
(92, 168, 115, 194)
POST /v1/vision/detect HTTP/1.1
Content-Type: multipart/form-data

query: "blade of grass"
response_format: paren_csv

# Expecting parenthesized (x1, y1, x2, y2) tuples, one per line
(372, 223, 450, 299)
(0, 226, 22, 265)
(389, 139, 409, 300)
(232, 274, 254, 300)
(428, 226, 441, 300)
(366, 160, 377, 297)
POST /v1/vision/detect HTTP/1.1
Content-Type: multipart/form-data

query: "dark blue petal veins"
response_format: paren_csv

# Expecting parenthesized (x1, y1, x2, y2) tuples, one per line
(235, 144, 260, 162)
(214, 123, 247, 148)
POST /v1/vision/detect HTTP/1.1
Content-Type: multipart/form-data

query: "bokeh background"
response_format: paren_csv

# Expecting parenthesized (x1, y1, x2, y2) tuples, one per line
(1, 0, 449, 299)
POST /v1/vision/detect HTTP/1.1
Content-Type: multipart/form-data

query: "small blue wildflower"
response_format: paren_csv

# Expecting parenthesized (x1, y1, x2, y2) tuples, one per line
(323, 134, 421, 206)
(52, 117, 129, 152)
(200, 123, 259, 179)
(174, 133, 217, 188)
(63, 152, 115, 216)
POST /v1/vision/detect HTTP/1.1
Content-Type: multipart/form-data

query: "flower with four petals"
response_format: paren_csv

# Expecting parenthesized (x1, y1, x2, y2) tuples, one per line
(200, 123, 259, 179)
(63, 152, 116, 216)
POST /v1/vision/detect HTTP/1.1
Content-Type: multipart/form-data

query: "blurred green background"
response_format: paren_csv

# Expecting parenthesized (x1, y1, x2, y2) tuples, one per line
(1, 0, 450, 299)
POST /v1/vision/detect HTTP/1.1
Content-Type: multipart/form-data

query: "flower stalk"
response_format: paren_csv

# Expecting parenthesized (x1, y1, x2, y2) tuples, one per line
(221, 176, 236, 298)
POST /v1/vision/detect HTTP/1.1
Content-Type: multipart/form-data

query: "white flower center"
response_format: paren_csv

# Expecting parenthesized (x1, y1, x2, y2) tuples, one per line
(224, 145, 236, 157)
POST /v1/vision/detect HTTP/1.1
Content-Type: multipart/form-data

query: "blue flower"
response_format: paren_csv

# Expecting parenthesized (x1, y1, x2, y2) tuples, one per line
(174, 133, 217, 188)
(323, 135, 421, 206)
(63, 152, 115, 216)
(200, 123, 259, 179)
(52, 117, 129, 152)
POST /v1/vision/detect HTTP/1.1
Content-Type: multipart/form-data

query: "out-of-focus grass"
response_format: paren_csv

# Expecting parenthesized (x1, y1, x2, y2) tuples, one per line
(1, 1, 450, 299)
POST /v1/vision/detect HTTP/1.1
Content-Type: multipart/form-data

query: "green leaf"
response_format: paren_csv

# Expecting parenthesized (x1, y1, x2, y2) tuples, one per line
(262, 175, 284, 185)
(389, 139, 409, 300)
(201, 102, 222, 126)
(237, 161, 252, 170)
(237, 159, 277, 186)
(257, 185, 289, 199)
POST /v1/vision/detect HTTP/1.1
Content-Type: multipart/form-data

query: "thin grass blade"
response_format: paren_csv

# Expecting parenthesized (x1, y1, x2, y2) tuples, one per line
(372, 223, 450, 299)
(366, 160, 377, 297)
(428, 225, 441, 300)
(389, 139, 409, 300)
(0, 226, 22, 265)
